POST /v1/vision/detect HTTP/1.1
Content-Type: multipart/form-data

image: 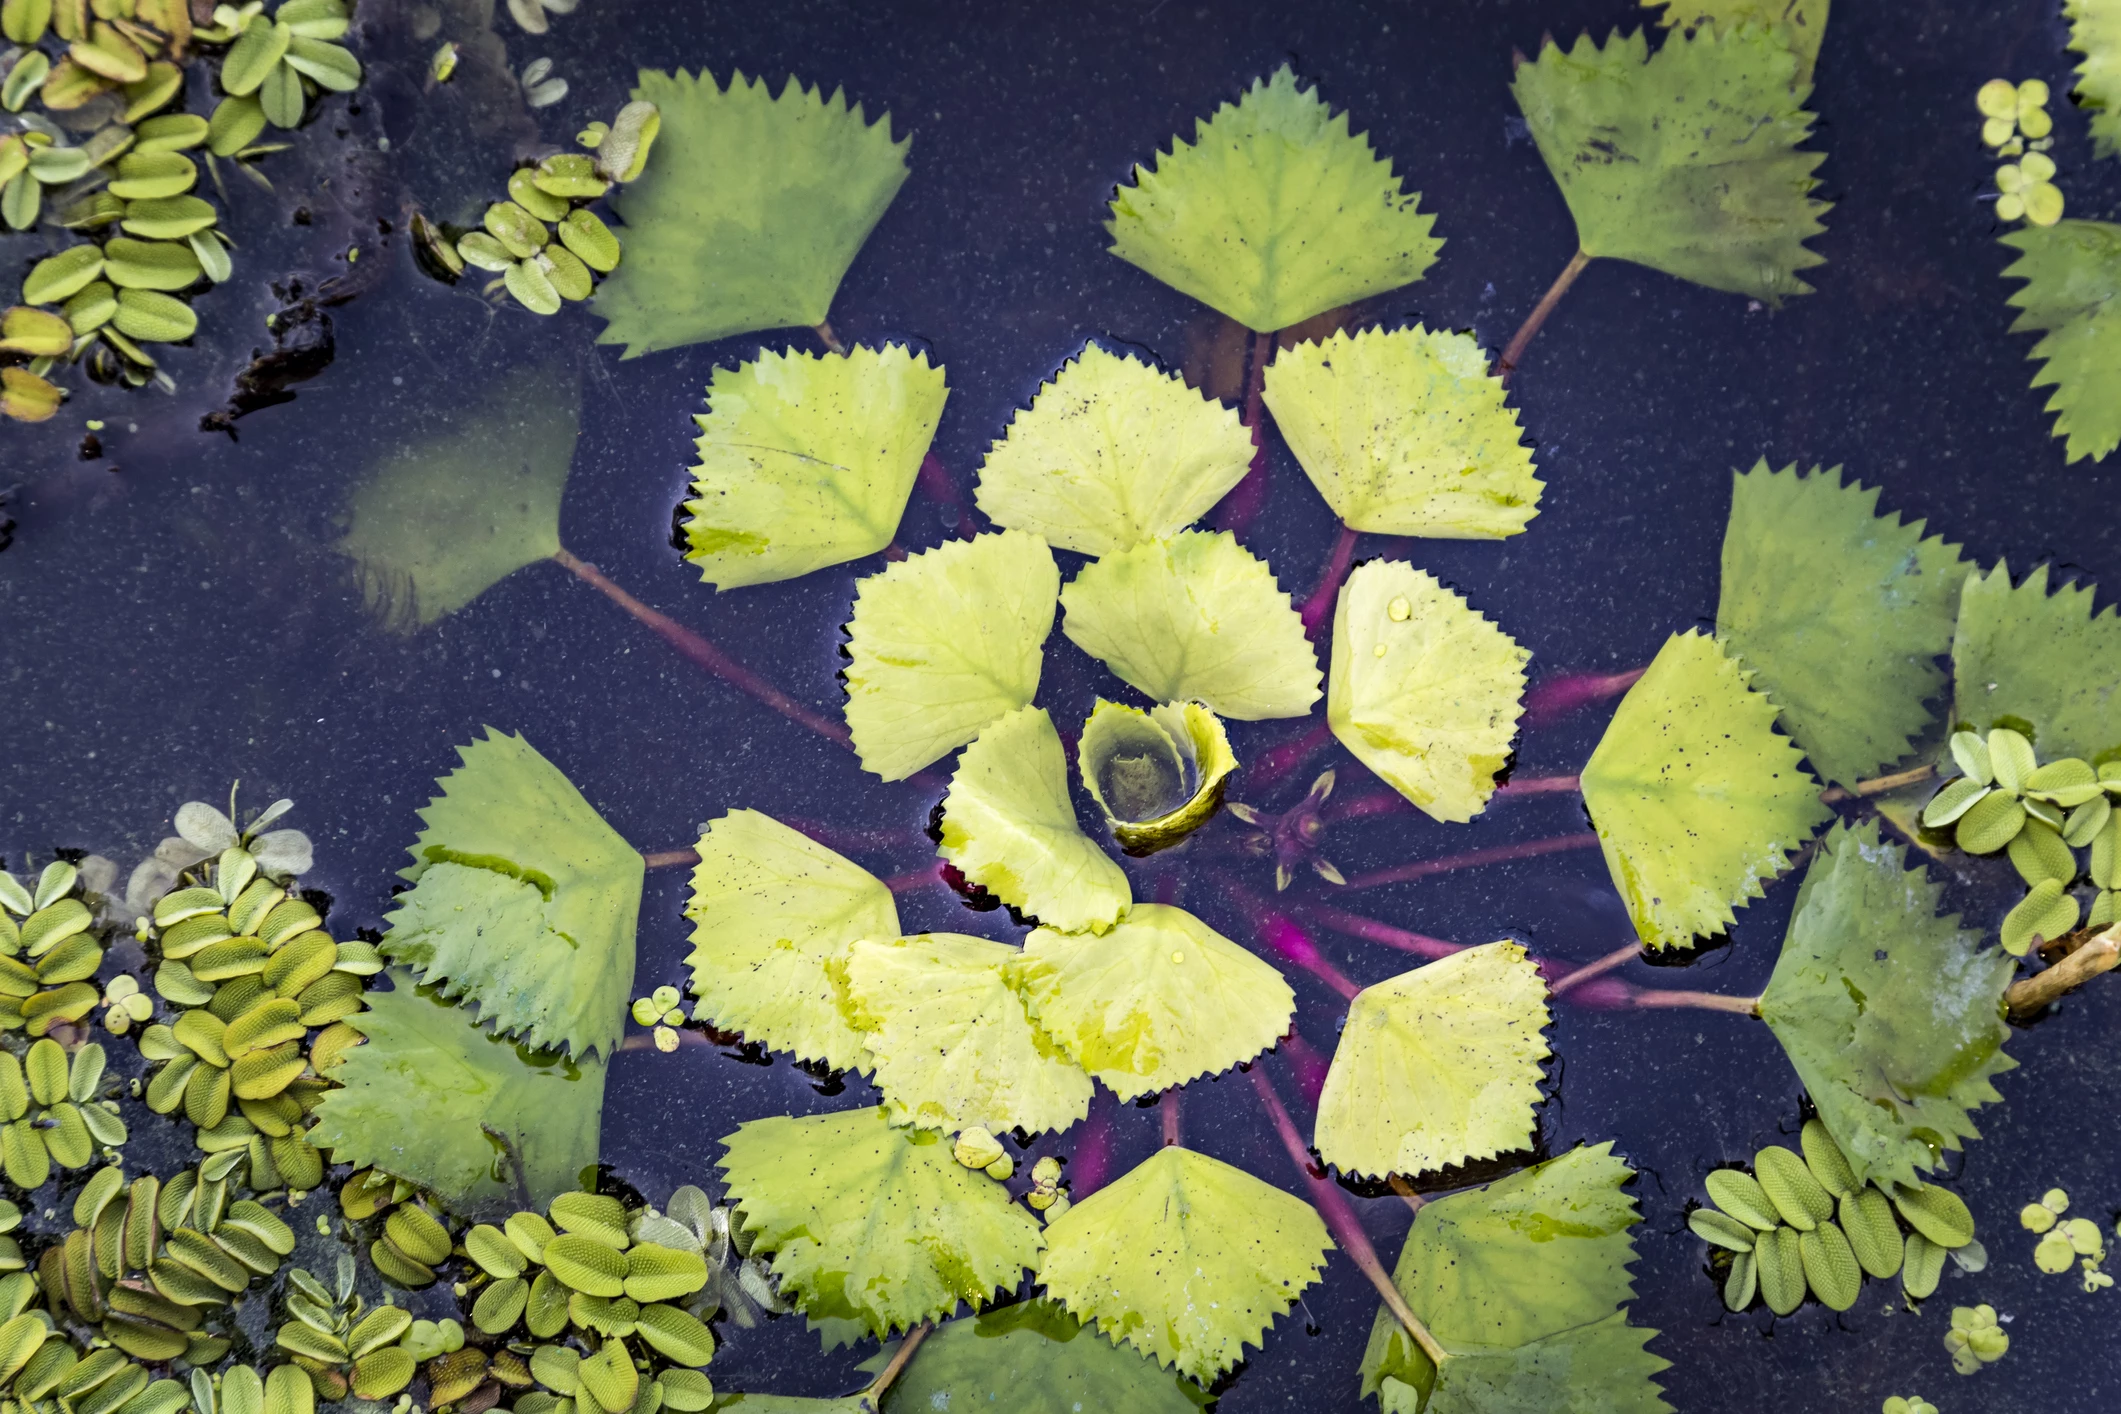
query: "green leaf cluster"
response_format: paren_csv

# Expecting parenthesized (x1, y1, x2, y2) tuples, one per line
(1716, 461, 1967, 786)
(1511, 24, 1828, 302)
(1953, 560, 2121, 761)
(595, 70, 910, 357)
(1998, 220, 2121, 464)
(1106, 65, 1441, 332)
(1758, 823, 2016, 1191)
(1360, 1144, 1669, 1414)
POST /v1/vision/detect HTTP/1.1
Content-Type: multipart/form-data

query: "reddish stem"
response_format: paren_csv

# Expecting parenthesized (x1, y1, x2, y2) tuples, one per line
(641, 849, 698, 870)
(1323, 789, 1407, 825)
(1213, 330, 1278, 539)
(1281, 1026, 1332, 1105)
(1495, 247, 1591, 384)
(1069, 1096, 1115, 1199)
(1161, 1089, 1182, 1147)
(1523, 667, 1646, 727)
(554, 548, 850, 746)
(1299, 525, 1361, 638)
(1249, 720, 1338, 792)
(918, 452, 980, 541)
(884, 864, 947, 894)
(1343, 831, 1601, 890)
(1629, 988, 1760, 1016)
(1547, 941, 1641, 996)
(1250, 910, 1361, 1000)
(1494, 774, 1581, 798)
(1248, 1066, 1447, 1368)
(1295, 900, 1639, 1009)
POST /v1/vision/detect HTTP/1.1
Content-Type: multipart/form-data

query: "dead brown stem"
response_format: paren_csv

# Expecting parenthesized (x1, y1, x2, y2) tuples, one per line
(2008, 925, 2121, 1018)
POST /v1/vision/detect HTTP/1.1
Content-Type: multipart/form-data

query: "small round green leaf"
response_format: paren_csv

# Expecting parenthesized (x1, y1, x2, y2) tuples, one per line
(220, 18, 291, 98)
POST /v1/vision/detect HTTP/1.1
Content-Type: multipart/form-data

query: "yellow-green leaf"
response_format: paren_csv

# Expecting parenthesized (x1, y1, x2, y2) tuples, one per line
(1106, 65, 1440, 332)
(936, 706, 1131, 936)
(972, 343, 1252, 557)
(1327, 561, 1528, 823)
(1014, 903, 1294, 1102)
(843, 530, 1059, 781)
(2068, 0, 2121, 158)
(1998, 220, 2121, 464)
(836, 933, 1092, 1137)
(684, 809, 897, 1072)
(1643, 0, 1831, 85)
(1262, 325, 1540, 539)
(1060, 530, 1319, 719)
(1580, 630, 1829, 948)
(1313, 942, 1550, 1180)
(682, 344, 948, 589)
(1037, 1145, 1330, 1381)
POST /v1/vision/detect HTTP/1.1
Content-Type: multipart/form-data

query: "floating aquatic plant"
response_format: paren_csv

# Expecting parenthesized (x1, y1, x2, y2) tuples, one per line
(1580, 630, 1829, 948)
(2070, 0, 2121, 156)
(1642, 0, 1830, 84)
(1952, 561, 2121, 758)
(594, 70, 909, 357)
(1997, 221, 2121, 464)
(1075, 698, 1236, 852)
(1106, 65, 1441, 333)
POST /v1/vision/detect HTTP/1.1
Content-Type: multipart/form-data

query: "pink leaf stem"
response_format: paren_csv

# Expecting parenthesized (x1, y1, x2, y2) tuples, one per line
(1246, 908, 1361, 1001)
(1522, 666, 1646, 727)
(917, 452, 981, 541)
(1299, 524, 1361, 637)
(1248, 720, 1337, 792)
(1212, 330, 1277, 540)
(1342, 830, 1601, 890)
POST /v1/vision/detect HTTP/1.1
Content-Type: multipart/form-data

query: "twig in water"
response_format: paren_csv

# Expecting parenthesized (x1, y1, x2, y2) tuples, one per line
(2007, 925, 2121, 1018)
(1495, 247, 1592, 384)
(1547, 941, 1642, 996)
(859, 1322, 930, 1410)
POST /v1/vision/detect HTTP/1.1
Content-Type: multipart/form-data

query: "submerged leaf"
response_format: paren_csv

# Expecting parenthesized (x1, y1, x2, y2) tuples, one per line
(1953, 561, 2121, 760)
(1998, 220, 2121, 464)
(1580, 631, 1829, 948)
(310, 975, 605, 1210)
(973, 344, 1253, 557)
(936, 707, 1132, 935)
(719, 1106, 1043, 1343)
(1511, 24, 1828, 301)
(843, 530, 1059, 781)
(595, 70, 909, 355)
(1262, 325, 1541, 539)
(1107, 65, 1440, 333)
(866, 1300, 1207, 1414)
(1716, 462, 1968, 786)
(336, 361, 578, 630)
(1014, 903, 1294, 1101)
(2068, 0, 2121, 158)
(1328, 561, 1529, 823)
(1314, 942, 1550, 1180)
(685, 810, 898, 1072)
(1038, 1145, 1330, 1381)
(837, 933, 1093, 1137)
(1061, 531, 1320, 719)
(1359, 1144, 1670, 1414)
(379, 730, 642, 1059)
(1758, 822, 2016, 1191)
(682, 344, 948, 589)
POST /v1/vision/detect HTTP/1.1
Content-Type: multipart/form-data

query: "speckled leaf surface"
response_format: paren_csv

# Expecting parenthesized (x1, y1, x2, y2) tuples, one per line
(1759, 823, 2016, 1191)
(1106, 65, 1440, 331)
(1716, 462, 1967, 786)
(1642, 0, 1830, 83)
(1580, 631, 1828, 948)
(862, 1301, 1208, 1414)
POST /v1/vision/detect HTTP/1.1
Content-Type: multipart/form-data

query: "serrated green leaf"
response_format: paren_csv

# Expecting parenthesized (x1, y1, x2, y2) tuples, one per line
(1581, 630, 1829, 948)
(594, 70, 909, 357)
(843, 530, 1059, 781)
(972, 344, 1252, 557)
(1998, 220, 2121, 464)
(936, 707, 1132, 935)
(2068, 0, 2121, 158)
(719, 1106, 1044, 1343)
(1328, 561, 1529, 823)
(1262, 325, 1541, 539)
(379, 730, 642, 1059)
(309, 975, 605, 1211)
(684, 809, 897, 1072)
(1060, 530, 1320, 719)
(1314, 942, 1549, 1180)
(1953, 561, 2121, 759)
(1359, 1144, 1670, 1414)
(682, 344, 947, 589)
(1758, 822, 2016, 1191)
(336, 360, 577, 630)
(1642, 0, 1830, 84)
(1511, 25, 1828, 302)
(1037, 1146, 1330, 1381)
(862, 1300, 1209, 1414)
(1014, 903, 1294, 1102)
(1716, 461, 1968, 786)
(1106, 65, 1440, 333)
(836, 933, 1092, 1136)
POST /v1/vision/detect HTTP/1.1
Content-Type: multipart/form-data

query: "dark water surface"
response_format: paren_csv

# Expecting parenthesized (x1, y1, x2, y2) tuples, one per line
(7, 0, 2121, 1409)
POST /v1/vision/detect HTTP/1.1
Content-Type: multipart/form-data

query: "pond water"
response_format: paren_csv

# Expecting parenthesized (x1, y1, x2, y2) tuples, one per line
(5, 0, 2121, 1410)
